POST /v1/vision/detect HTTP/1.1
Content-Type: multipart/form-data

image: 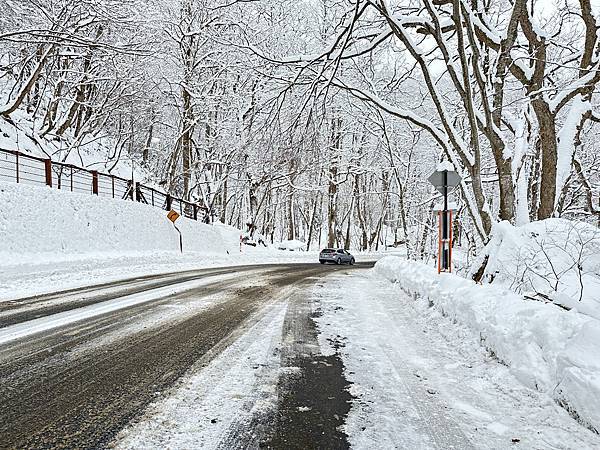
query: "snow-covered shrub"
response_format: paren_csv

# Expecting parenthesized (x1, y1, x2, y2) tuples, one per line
(469, 219, 600, 318)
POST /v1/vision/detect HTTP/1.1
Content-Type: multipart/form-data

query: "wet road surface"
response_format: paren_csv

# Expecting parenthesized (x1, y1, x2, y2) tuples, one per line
(0, 262, 372, 449)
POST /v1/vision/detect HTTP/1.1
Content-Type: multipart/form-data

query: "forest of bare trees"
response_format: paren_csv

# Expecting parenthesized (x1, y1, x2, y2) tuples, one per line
(1, 0, 599, 259)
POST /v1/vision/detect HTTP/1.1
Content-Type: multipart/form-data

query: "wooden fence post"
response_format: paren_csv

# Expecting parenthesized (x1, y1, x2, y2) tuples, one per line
(125, 179, 134, 200)
(44, 159, 52, 187)
(166, 194, 172, 211)
(92, 171, 99, 195)
(193, 204, 198, 220)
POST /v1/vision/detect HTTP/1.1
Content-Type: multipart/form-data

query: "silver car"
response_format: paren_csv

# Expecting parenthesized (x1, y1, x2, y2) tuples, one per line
(319, 248, 355, 265)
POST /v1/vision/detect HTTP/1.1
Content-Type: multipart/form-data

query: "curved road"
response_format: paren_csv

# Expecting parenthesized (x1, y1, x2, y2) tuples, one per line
(0, 262, 373, 449)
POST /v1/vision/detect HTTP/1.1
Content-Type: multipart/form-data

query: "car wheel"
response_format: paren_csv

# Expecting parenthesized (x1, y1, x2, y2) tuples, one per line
(319, 260, 325, 264)
(350, 258, 355, 265)
(335, 258, 341, 265)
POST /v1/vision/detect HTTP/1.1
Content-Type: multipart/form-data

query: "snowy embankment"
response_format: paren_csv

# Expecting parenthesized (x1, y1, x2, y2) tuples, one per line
(374, 256, 600, 434)
(469, 219, 600, 319)
(0, 181, 318, 299)
(0, 181, 226, 260)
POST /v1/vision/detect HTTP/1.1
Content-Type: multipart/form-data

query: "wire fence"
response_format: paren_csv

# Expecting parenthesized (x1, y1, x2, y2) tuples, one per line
(0, 148, 203, 221)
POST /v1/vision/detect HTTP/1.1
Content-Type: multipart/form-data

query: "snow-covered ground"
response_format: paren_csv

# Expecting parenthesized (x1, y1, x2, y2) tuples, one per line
(376, 256, 600, 436)
(316, 271, 600, 449)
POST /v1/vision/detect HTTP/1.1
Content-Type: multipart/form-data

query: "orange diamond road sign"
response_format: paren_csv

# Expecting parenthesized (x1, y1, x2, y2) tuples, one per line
(167, 210, 180, 223)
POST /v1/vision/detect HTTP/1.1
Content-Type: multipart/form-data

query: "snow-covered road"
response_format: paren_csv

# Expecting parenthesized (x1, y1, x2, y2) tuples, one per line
(314, 271, 600, 449)
(1, 262, 597, 449)
(0, 263, 365, 448)
(117, 268, 600, 449)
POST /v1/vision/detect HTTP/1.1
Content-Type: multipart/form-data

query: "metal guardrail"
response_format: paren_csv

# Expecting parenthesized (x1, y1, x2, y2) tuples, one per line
(0, 148, 203, 221)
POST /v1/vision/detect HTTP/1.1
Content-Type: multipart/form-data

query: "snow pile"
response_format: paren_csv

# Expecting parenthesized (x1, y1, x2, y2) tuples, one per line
(276, 239, 307, 251)
(470, 219, 600, 319)
(374, 256, 600, 433)
(0, 180, 228, 265)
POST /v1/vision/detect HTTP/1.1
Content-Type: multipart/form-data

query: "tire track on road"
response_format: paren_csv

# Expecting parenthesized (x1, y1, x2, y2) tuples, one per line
(0, 265, 283, 328)
(0, 264, 366, 449)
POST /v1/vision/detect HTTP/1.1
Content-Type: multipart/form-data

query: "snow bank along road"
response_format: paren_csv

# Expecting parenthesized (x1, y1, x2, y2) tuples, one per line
(0, 263, 370, 448)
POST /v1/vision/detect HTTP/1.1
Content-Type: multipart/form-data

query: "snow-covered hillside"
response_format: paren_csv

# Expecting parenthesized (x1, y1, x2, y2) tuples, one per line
(0, 181, 320, 300)
(0, 113, 148, 182)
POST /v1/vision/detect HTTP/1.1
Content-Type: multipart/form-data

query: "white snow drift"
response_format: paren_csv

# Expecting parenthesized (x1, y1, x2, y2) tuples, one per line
(375, 256, 600, 434)
(0, 180, 226, 264)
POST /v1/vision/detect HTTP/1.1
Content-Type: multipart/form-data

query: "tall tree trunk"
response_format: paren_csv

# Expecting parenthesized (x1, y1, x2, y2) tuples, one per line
(307, 192, 322, 251)
(143, 123, 153, 163)
(220, 176, 228, 223)
(287, 157, 297, 240)
(181, 85, 193, 199)
(287, 192, 295, 241)
(354, 173, 368, 251)
(327, 116, 342, 248)
(248, 178, 259, 237)
(533, 100, 558, 219)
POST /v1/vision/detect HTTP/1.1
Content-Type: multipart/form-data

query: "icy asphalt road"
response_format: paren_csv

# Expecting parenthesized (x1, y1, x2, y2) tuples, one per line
(0, 262, 370, 449)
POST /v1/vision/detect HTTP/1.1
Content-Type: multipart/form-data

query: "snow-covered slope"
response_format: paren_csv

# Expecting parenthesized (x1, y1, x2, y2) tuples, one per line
(0, 181, 227, 264)
(0, 113, 148, 181)
(375, 256, 600, 434)
(0, 181, 322, 300)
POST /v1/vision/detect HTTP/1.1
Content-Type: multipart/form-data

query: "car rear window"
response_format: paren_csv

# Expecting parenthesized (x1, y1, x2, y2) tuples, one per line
(321, 249, 335, 253)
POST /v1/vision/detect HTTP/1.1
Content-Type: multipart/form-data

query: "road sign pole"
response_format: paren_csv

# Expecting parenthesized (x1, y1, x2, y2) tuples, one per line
(174, 224, 183, 253)
(167, 210, 183, 253)
(442, 170, 448, 271)
(448, 209, 453, 273)
(437, 211, 442, 274)
(428, 165, 461, 274)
